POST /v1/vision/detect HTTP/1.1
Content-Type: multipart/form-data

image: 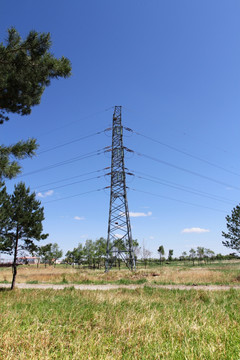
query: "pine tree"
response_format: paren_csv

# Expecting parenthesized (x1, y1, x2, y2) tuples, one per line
(0, 182, 48, 289)
(0, 27, 71, 180)
(0, 139, 37, 180)
(222, 204, 240, 253)
(0, 27, 71, 123)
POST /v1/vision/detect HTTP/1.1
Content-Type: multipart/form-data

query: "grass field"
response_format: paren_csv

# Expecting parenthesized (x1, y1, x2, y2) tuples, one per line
(0, 287, 239, 359)
(1, 261, 239, 359)
(0, 260, 240, 285)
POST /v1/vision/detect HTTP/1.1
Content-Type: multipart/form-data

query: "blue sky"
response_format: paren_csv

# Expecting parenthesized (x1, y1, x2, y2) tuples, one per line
(1, 0, 240, 258)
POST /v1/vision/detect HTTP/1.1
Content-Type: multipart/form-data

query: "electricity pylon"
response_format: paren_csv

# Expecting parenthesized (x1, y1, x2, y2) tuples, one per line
(105, 106, 135, 272)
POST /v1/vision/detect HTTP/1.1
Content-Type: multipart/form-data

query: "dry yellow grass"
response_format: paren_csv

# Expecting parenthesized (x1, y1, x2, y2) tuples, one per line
(1, 261, 240, 285)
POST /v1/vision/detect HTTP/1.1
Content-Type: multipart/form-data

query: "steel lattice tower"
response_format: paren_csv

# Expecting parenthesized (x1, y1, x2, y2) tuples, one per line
(105, 106, 135, 271)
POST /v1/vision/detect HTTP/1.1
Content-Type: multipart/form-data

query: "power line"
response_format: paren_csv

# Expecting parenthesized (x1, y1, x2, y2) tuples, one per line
(131, 169, 235, 203)
(34, 168, 108, 189)
(122, 106, 234, 158)
(134, 173, 234, 205)
(38, 130, 105, 155)
(37, 174, 105, 193)
(43, 188, 106, 204)
(134, 150, 240, 190)
(18, 148, 105, 177)
(131, 170, 234, 202)
(129, 188, 227, 213)
(132, 130, 240, 177)
(37, 107, 114, 138)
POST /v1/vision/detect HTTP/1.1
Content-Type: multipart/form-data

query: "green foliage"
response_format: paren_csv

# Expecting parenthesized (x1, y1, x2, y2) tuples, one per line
(0, 182, 48, 255)
(0, 27, 71, 180)
(168, 249, 173, 261)
(65, 238, 107, 268)
(36, 243, 62, 266)
(157, 245, 165, 264)
(36, 243, 52, 265)
(0, 182, 48, 288)
(157, 245, 165, 256)
(0, 27, 71, 123)
(0, 139, 37, 180)
(222, 204, 240, 253)
(50, 243, 63, 265)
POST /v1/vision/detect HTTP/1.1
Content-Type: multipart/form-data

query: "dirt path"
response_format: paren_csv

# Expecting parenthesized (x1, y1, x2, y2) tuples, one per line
(1, 283, 240, 291)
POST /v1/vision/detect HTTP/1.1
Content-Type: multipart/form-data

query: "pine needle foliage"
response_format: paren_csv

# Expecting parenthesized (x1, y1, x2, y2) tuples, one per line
(0, 27, 71, 123)
(222, 204, 240, 253)
(0, 182, 48, 289)
(0, 27, 71, 179)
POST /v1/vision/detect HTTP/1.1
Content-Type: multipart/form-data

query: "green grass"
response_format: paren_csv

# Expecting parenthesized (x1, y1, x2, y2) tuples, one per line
(0, 287, 239, 359)
(115, 278, 147, 285)
(56, 278, 147, 286)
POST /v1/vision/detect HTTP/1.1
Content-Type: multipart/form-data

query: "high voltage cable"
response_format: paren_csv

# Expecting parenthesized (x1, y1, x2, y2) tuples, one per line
(134, 151, 240, 190)
(38, 130, 105, 155)
(122, 106, 233, 157)
(133, 130, 240, 177)
(130, 170, 234, 204)
(18, 149, 105, 177)
(134, 174, 233, 205)
(131, 170, 233, 202)
(38, 107, 114, 138)
(43, 188, 106, 204)
(129, 188, 227, 213)
(34, 169, 107, 189)
(37, 174, 105, 193)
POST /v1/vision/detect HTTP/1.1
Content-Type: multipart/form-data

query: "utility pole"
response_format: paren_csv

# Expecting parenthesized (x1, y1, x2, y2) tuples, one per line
(105, 106, 135, 271)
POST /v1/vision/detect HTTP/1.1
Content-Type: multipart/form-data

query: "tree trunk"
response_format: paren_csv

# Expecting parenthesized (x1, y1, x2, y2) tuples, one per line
(11, 228, 19, 290)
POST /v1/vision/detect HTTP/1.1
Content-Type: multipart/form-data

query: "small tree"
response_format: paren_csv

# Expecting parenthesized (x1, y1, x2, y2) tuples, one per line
(65, 243, 84, 268)
(49, 243, 62, 267)
(37, 243, 52, 268)
(222, 204, 240, 253)
(168, 249, 173, 261)
(157, 245, 165, 265)
(189, 248, 196, 265)
(204, 248, 215, 264)
(65, 250, 75, 267)
(94, 238, 106, 269)
(142, 247, 151, 269)
(83, 239, 95, 268)
(197, 247, 205, 264)
(0, 182, 48, 289)
(181, 251, 188, 264)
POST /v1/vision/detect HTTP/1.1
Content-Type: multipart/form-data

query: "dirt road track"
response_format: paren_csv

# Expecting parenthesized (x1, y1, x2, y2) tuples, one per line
(1, 283, 240, 291)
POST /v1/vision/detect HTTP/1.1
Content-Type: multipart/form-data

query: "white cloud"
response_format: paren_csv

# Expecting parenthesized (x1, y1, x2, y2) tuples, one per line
(114, 234, 123, 239)
(115, 224, 126, 229)
(79, 234, 88, 239)
(36, 190, 54, 198)
(129, 211, 152, 218)
(182, 227, 210, 234)
(74, 216, 85, 221)
(149, 236, 154, 240)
